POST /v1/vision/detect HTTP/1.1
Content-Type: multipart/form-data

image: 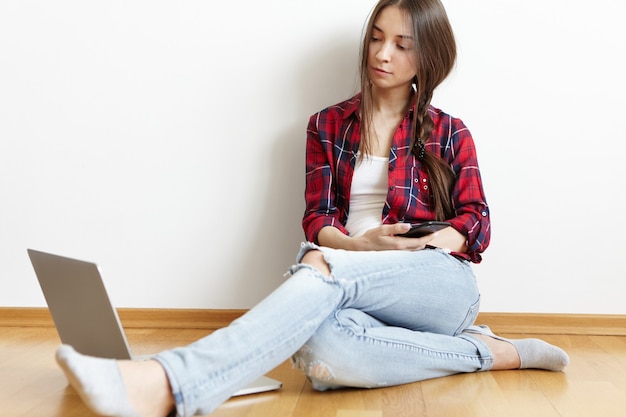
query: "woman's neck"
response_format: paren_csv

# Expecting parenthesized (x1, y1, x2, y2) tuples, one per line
(366, 87, 412, 157)
(372, 85, 412, 118)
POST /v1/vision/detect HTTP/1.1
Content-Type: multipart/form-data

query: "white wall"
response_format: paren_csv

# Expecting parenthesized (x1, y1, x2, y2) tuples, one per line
(1, 0, 624, 314)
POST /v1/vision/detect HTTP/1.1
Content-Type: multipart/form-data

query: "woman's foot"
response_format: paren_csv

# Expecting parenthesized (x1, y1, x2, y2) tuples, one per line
(471, 333, 521, 370)
(56, 345, 175, 417)
(464, 325, 570, 371)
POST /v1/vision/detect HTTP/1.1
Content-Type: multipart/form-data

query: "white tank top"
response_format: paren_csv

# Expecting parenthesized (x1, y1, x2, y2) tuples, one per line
(345, 155, 389, 237)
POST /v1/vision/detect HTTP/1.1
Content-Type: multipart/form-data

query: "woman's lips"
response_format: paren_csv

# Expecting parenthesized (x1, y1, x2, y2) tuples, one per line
(372, 67, 391, 76)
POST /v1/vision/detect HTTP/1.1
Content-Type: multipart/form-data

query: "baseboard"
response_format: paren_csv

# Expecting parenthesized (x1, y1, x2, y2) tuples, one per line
(475, 312, 626, 336)
(1, 308, 625, 336)
(0, 307, 245, 330)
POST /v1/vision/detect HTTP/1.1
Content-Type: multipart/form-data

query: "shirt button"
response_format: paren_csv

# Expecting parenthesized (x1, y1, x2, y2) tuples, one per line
(389, 186, 395, 191)
(423, 185, 428, 190)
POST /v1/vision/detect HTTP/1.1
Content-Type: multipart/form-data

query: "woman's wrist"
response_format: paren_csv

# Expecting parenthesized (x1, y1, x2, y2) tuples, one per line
(317, 226, 360, 251)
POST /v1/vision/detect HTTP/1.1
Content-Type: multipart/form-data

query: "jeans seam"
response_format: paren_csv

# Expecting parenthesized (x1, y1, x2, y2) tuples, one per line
(453, 296, 481, 336)
(333, 319, 483, 362)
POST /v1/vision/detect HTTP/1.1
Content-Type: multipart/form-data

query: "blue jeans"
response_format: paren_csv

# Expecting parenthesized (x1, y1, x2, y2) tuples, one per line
(154, 243, 493, 417)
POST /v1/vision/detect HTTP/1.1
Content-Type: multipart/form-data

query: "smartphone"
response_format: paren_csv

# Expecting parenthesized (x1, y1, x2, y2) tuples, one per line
(398, 221, 451, 238)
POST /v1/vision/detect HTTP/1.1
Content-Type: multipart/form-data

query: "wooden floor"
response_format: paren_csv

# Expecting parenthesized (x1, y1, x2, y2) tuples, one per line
(2, 326, 626, 417)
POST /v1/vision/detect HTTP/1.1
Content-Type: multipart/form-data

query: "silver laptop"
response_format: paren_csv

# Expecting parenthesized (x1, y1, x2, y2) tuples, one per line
(27, 248, 281, 397)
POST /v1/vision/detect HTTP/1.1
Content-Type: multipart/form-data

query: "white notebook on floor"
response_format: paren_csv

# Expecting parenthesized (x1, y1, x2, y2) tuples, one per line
(27, 248, 282, 397)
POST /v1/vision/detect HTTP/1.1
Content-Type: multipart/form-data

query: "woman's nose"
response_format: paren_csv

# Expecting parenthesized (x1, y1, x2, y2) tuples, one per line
(375, 42, 392, 62)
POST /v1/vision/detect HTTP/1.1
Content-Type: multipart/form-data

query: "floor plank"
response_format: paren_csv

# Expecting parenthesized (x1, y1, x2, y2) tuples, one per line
(1, 327, 626, 417)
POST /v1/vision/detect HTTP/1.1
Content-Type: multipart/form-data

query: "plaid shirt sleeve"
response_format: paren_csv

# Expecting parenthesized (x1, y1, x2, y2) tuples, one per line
(302, 100, 357, 243)
(431, 109, 491, 263)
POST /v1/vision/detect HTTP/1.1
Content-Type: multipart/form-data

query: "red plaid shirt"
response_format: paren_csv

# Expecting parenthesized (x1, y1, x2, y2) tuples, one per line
(303, 94, 490, 263)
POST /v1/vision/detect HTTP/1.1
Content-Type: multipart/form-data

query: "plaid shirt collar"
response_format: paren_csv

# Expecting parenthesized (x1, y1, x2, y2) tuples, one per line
(338, 93, 416, 122)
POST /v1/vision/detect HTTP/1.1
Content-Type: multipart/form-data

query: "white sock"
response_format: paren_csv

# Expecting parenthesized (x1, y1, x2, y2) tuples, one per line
(464, 325, 570, 371)
(55, 345, 141, 417)
(508, 338, 570, 371)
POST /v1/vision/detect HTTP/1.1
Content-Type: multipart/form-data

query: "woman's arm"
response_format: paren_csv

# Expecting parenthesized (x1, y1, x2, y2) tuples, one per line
(427, 226, 468, 253)
(302, 112, 350, 243)
(317, 223, 443, 252)
(435, 114, 490, 262)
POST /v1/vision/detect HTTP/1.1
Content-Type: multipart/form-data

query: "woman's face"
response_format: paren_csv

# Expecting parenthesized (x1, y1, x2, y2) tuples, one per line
(367, 6, 418, 93)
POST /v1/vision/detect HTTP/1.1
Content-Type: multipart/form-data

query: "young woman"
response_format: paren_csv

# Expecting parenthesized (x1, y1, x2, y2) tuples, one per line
(56, 1, 569, 416)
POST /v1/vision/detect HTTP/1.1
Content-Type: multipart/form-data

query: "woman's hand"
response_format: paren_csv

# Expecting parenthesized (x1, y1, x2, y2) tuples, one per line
(317, 224, 468, 253)
(318, 223, 437, 252)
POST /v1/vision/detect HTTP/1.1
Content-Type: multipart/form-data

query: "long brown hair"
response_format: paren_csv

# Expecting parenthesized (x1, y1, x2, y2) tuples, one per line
(360, 0, 457, 220)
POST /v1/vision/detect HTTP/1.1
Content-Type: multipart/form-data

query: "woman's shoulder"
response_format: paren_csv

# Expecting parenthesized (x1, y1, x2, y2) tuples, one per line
(428, 104, 472, 137)
(426, 105, 476, 158)
(311, 93, 361, 121)
(428, 105, 465, 126)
